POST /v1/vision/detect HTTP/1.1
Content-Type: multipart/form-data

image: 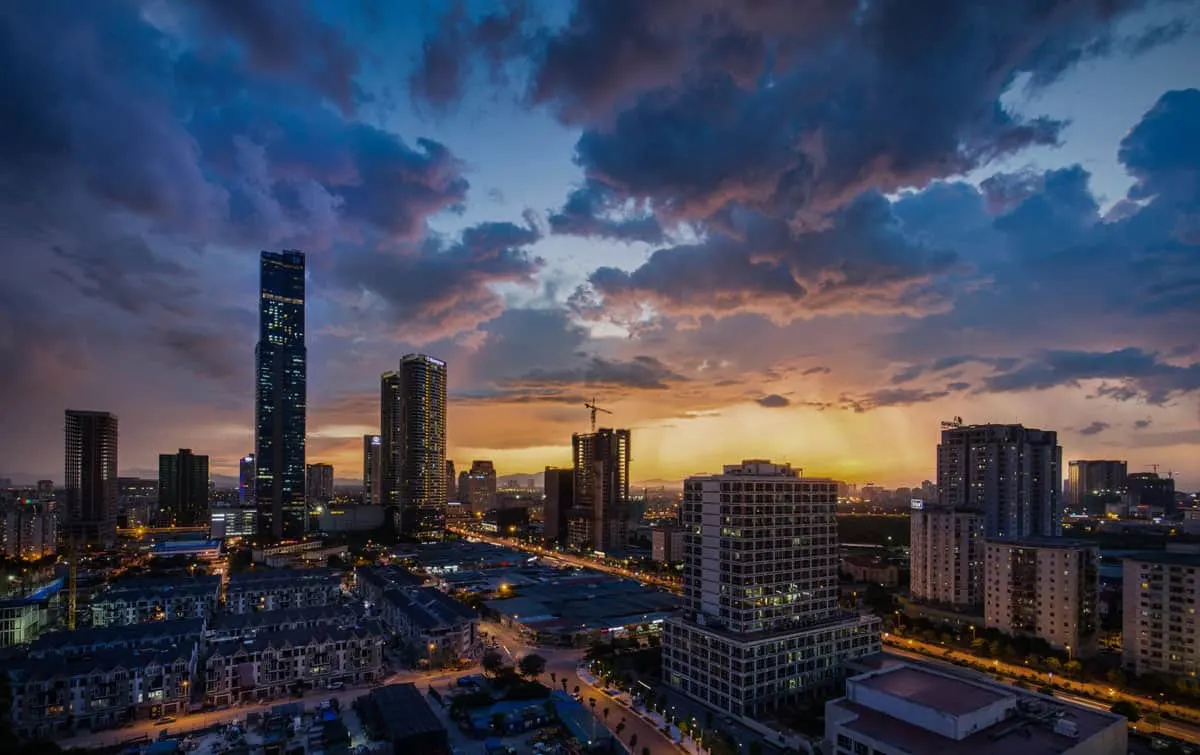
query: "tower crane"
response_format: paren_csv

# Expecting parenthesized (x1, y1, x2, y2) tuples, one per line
(584, 397, 612, 432)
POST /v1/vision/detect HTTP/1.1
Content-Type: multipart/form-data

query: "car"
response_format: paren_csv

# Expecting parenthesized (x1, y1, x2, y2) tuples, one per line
(328, 681, 344, 690)
(154, 717, 176, 726)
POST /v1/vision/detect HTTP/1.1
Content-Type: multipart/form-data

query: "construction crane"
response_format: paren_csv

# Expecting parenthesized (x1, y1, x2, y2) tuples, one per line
(67, 540, 77, 631)
(584, 397, 612, 433)
(1149, 464, 1161, 475)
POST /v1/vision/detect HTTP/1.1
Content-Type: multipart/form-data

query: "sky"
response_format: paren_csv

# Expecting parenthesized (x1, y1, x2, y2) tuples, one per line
(1, 0, 1199, 490)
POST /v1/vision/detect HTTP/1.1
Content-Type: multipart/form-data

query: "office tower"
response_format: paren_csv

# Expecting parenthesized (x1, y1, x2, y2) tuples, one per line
(64, 410, 119, 547)
(446, 460, 457, 501)
(984, 537, 1098, 658)
(380, 354, 447, 539)
(1123, 551, 1200, 677)
(572, 428, 631, 552)
(909, 504, 985, 609)
(255, 250, 307, 541)
(463, 460, 497, 512)
(1066, 460, 1127, 514)
(663, 461, 880, 717)
(936, 423, 1063, 538)
(158, 449, 211, 527)
(1125, 472, 1176, 515)
(306, 463, 334, 503)
(542, 467, 574, 547)
(363, 436, 382, 505)
(239, 454, 256, 506)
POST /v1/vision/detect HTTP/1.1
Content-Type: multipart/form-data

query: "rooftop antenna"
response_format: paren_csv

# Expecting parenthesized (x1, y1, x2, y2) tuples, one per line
(583, 397, 612, 433)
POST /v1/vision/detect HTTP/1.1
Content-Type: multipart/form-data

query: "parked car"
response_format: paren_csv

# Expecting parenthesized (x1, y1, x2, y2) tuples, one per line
(154, 717, 177, 726)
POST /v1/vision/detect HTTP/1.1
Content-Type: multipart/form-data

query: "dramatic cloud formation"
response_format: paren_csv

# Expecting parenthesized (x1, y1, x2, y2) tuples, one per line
(1, 0, 1198, 489)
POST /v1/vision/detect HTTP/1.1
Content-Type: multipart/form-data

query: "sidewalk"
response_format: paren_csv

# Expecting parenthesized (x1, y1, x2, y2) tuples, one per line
(578, 666, 701, 755)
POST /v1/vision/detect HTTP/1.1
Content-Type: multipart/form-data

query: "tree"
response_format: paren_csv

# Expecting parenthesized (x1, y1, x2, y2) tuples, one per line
(616, 721, 626, 736)
(518, 653, 547, 680)
(629, 734, 638, 749)
(603, 707, 610, 723)
(1107, 668, 1126, 687)
(1064, 660, 1082, 677)
(481, 649, 507, 678)
(642, 748, 651, 755)
(574, 685, 581, 696)
(561, 679, 568, 692)
(1110, 700, 1141, 724)
(491, 712, 506, 733)
(550, 672, 557, 686)
(1145, 711, 1162, 732)
(748, 742, 764, 755)
(1045, 657, 1061, 673)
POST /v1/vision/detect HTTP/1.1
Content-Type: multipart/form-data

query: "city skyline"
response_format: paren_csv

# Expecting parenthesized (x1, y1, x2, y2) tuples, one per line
(1, 2, 1199, 490)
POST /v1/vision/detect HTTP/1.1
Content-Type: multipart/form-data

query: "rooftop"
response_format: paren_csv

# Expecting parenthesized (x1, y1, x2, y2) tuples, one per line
(363, 683, 445, 741)
(30, 618, 204, 657)
(227, 568, 341, 587)
(1123, 550, 1200, 567)
(855, 665, 1008, 717)
(984, 537, 1096, 550)
(208, 604, 362, 634)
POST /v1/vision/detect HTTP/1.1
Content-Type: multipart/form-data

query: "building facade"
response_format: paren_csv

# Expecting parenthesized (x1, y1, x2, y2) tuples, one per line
(204, 621, 385, 707)
(91, 576, 221, 627)
(462, 460, 497, 512)
(572, 428, 632, 552)
(255, 249, 308, 542)
(64, 409, 119, 547)
(306, 463, 334, 504)
(937, 423, 1062, 538)
(651, 525, 685, 564)
(224, 569, 343, 614)
(1066, 460, 1127, 515)
(380, 354, 448, 539)
(446, 460, 457, 501)
(239, 453, 256, 506)
(1122, 551, 1200, 677)
(984, 538, 1099, 657)
(158, 448, 210, 527)
(543, 467, 574, 547)
(1125, 472, 1176, 515)
(1, 500, 57, 559)
(210, 506, 258, 539)
(363, 435, 382, 505)
(909, 506, 985, 609)
(663, 460, 880, 717)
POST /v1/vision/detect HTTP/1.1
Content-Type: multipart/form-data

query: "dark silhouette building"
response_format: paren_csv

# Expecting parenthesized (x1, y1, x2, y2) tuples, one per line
(255, 250, 307, 541)
(572, 428, 631, 552)
(445, 460, 457, 502)
(1126, 472, 1177, 515)
(1066, 460, 1127, 515)
(306, 463, 334, 503)
(380, 354, 447, 539)
(542, 467, 574, 547)
(937, 423, 1062, 538)
(363, 435, 382, 505)
(158, 448, 210, 527)
(64, 410, 118, 547)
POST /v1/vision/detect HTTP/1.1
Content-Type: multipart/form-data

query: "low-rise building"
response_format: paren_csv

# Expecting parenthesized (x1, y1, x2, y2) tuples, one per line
(1123, 551, 1200, 677)
(30, 618, 204, 659)
(6, 641, 198, 739)
(0, 595, 53, 647)
(1, 501, 57, 559)
(985, 538, 1099, 658)
(205, 604, 363, 642)
(355, 565, 425, 605)
(91, 576, 221, 627)
(204, 620, 386, 706)
(826, 663, 1127, 755)
(356, 683, 448, 755)
(225, 569, 343, 614)
(377, 587, 479, 663)
(841, 555, 900, 587)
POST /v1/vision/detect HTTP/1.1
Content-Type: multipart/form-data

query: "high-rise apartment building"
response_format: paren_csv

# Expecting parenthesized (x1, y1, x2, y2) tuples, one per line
(1123, 551, 1200, 678)
(985, 538, 1099, 657)
(116, 477, 157, 528)
(446, 460, 457, 501)
(937, 423, 1062, 538)
(64, 410, 118, 547)
(306, 463, 334, 504)
(239, 454, 256, 506)
(542, 467, 574, 547)
(663, 460, 880, 718)
(572, 428, 631, 552)
(158, 449, 210, 527)
(0, 501, 57, 559)
(462, 460, 497, 512)
(363, 436, 382, 506)
(1126, 472, 1177, 515)
(908, 504, 985, 609)
(380, 354, 447, 539)
(1066, 460, 1127, 515)
(255, 250, 307, 541)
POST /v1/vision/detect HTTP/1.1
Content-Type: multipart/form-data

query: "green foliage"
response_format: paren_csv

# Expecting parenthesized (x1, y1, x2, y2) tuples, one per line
(517, 653, 547, 679)
(481, 649, 507, 678)
(1110, 699, 1141, 723)
(503, 681, 550, 701)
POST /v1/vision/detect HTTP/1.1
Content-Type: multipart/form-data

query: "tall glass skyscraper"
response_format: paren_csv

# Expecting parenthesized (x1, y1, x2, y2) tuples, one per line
(380, 354, 447, 539)
(255, 250, 307, 541)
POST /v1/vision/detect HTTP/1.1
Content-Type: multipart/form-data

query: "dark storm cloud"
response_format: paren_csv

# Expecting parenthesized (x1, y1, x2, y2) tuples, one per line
(183, 0, 362, 112)
(983, 348, 1200, 404)
(517, 356, 687, 391)
(337, 221, 543, 342)
(1079, 421, 1111, 436)
(1119, 88, 1200, 203)
(547, 182, 664, 244)
(801, 366, 831, 376)
(756, 394, 791, 408)
(1134, 418, 1154, 430)
(409, 1, 530, 109)
(838, 387, 954, 413)
(577, 192, 958, 322)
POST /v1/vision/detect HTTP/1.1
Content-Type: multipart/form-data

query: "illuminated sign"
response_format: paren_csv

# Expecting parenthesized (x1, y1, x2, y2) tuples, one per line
(370, 436, 381, 446)
(910, 499, 924, 510)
